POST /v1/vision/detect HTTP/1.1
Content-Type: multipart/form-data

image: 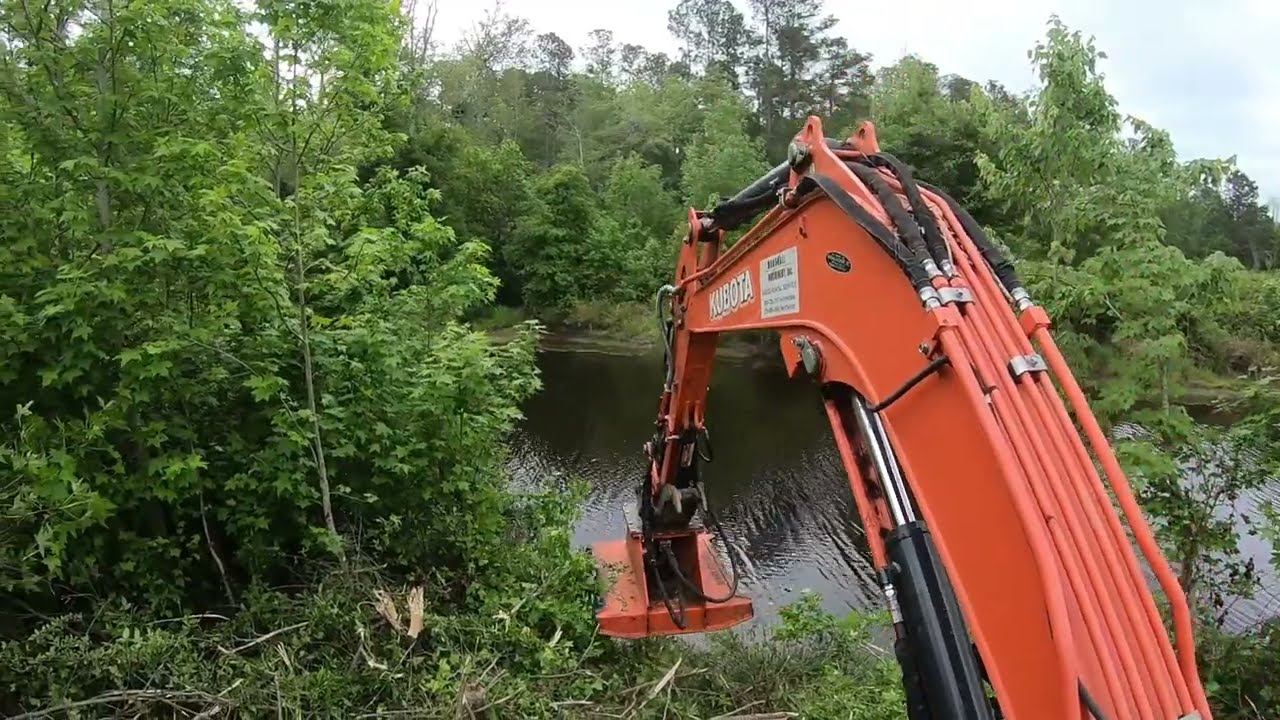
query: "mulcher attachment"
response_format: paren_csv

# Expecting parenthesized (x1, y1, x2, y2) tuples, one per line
(593, 501, 752, 638)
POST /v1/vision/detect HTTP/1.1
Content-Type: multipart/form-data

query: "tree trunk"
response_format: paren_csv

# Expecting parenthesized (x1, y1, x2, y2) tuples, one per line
(94, 6, 115, 253)
(295, 235, 340, 551)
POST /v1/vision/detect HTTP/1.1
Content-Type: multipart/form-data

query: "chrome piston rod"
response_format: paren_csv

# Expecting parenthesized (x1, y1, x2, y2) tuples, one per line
(851, 396, 917, 527)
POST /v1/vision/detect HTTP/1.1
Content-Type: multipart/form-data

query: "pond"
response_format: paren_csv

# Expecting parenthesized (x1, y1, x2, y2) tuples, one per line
(506, 341, 1279, 635)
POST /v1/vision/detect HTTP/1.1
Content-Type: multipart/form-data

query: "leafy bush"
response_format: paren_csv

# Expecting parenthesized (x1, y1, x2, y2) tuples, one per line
(0, 157, 541, 611)
(0, 0, 572, 631)
(1199, 619, 1280, 719)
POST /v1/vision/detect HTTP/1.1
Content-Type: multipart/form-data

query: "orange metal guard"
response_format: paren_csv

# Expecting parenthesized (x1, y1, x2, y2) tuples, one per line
(590, 116, 1212, 720)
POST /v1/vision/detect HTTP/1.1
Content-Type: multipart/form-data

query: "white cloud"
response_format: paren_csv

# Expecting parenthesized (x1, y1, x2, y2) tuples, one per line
(431, 0, 1280, 200)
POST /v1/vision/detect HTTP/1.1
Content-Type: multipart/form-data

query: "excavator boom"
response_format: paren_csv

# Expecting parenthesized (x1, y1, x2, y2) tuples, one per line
(591, 116, 1211, 720)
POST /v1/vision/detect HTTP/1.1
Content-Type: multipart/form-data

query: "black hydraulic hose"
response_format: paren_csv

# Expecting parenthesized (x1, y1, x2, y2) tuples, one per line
(845, 161, 937, 277)
(707, 138, 851, 232)
(708, 185, 783, 232)
(725, 138, 849, 205)
(869, 355, 952, 413)
(1079, 681, 1109, 720)
(799, 173, 933, 295)
(917, 180, 1025, 294)
(662, 490, 742, 604)
(651, 549, 688, 629)
(864, 153, 951, 275)
(641, 468, 689, 630)
(724, 161, 789, 206)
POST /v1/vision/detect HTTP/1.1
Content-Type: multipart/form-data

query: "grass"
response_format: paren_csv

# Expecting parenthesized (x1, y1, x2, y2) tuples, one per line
(0, 574, 911, 719)
(473, 302, 657, 348)
(557, 300, 660, 347)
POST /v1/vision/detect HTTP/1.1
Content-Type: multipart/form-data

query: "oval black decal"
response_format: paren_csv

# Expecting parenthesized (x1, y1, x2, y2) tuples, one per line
(825, 251, 851, 273)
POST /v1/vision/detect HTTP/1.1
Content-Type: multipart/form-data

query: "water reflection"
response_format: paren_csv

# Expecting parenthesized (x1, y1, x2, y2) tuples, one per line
(507, 346, 1278, 632)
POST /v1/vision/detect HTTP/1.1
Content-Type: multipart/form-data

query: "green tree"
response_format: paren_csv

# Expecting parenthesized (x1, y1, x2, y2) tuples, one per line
(745, 0, 864, 156)
(975, 18, 1271, 645)
(870, 56, 990, 214)
(525, 31, 579, 166)
(1222, 170, 1279, 269)
(604, 153, 683, 238)
(509, 164, 624, 309)
(0, 0, 550, 616)
(680, 93, 768, 208)
(0, 0, 285, 604)
(668, 0, 754, 87)
(388, 120, 536, 304)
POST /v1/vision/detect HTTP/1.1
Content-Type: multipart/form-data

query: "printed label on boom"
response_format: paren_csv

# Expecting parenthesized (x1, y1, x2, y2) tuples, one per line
(760, 246, 799, 318)
(709, 269, 754, 321)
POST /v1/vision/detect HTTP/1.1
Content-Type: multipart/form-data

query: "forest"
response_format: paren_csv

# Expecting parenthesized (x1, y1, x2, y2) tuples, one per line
(0, 0, 1277, 716)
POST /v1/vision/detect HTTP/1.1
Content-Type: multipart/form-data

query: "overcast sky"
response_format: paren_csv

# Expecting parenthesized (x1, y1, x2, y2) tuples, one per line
(432, 0, 1279, 203)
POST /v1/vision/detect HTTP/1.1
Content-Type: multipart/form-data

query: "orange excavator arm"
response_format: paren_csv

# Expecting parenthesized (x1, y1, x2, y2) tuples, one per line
(590, 116, 1212, 720)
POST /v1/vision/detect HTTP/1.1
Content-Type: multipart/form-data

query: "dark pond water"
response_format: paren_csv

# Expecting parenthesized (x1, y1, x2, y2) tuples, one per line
(506, 344, 1280, 635)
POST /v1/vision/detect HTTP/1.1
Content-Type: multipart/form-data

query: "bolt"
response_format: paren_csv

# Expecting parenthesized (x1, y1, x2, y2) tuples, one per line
(787, 141, 812, 169)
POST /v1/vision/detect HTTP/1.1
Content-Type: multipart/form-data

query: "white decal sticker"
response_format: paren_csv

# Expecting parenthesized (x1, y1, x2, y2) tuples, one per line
(760, 246, 799, 319)
(709, 269, 754, 321)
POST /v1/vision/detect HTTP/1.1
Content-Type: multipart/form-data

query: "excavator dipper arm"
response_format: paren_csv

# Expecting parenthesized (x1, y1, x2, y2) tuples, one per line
(591, 116, 1212, 720)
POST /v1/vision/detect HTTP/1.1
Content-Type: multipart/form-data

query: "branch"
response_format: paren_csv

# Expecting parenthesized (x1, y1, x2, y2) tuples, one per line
(419, 0, 438, 62)
(218, 621, 309, 655)
(200, 489, 236, 606)
(10, 690, 232, 719)
(293, 187, 341, 558)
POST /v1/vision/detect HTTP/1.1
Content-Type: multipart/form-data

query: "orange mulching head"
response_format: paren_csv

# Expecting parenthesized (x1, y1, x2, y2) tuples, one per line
(592, 504, 753, 638)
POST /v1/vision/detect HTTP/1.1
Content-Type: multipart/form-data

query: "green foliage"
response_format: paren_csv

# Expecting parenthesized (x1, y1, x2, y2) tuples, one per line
(1116, 422, 1271, 624)
(976, 20, 1198, 420)
(0, 479, 603, 717)
(1, 0, 1277, 717)
(970, 25, 1280, 688)
(0, 0, 567, 626)
(1, 578, 907, 718)
(978, 19, 1174, 266)
(1198, 619, 1280, 719)
(869, 56, 995, 217)
(509, 164, 614, 310)
(773, 593, 908, 717)
(680, 92, 768, 208)
(388, 123, 537, 304)
(604, 153, 683, 239)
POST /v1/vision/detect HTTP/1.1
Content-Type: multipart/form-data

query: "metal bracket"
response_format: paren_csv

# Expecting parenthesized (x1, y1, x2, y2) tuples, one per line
(938, 287, 974, 305)
(1178, 714, 1203, 720)
(1008, 353, 1048, 378)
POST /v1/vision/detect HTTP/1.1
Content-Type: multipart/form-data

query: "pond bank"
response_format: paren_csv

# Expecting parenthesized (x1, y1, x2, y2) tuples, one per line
(483, 310, 1257, 411)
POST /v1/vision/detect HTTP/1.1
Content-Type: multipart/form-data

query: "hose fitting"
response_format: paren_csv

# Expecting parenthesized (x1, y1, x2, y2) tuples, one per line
(919, 287, 942, 310)
(1011, 286, 1034, 312)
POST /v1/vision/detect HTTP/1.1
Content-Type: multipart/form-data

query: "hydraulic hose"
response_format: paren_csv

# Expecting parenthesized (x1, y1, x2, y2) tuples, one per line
(651, 548, 687, 629)
(707, 138, 850, 232)
(721, 138, 848, 207)
(845, 161, 940, 278)
(916, 168, 1205, 717)
(917, 180, 1024, 294)
(947, 228, 1177, 717)
(862, 153, 953, 276)
(799, 173, 934, 296)
(661, 486, 742, 604)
